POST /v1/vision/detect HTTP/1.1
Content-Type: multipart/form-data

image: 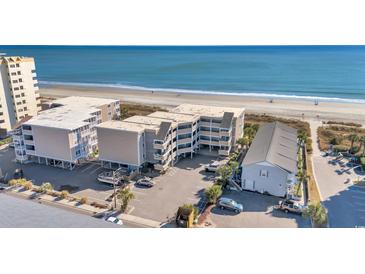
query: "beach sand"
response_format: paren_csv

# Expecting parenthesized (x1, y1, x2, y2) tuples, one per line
(39, 85, 365, 124)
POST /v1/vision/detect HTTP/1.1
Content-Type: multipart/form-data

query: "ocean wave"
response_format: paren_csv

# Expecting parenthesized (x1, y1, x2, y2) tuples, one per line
(40, 80, 365, 104)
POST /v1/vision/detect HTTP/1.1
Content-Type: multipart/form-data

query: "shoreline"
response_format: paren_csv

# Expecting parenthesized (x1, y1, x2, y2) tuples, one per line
(39, 84, 365, 124)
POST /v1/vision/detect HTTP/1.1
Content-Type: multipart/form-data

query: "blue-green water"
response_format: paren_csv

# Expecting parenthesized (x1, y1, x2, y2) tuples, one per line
(1, 45, 365, 102)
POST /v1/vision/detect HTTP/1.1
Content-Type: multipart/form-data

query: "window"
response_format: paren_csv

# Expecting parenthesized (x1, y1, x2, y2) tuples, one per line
(21, 93, 25, 97)
(19, 78, 22, 82)
(17, 71, 21, 75)
(22, 125, 32, 131)
(0, 120, 5, 123)
(16, 64, 20, 67)
(12, 80, 18, 83)
(20, 86, 23, 90)
(11, 72, 16, 76)
(10, 64, 15, 68)
(25, 145, 35, 151)
(24, 135, 33, 141)
(260, 170, 268, 178)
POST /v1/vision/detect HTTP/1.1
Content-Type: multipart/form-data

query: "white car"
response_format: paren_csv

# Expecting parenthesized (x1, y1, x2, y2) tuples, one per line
(205, 161, 220, 172)
(106, 216, 123, 225)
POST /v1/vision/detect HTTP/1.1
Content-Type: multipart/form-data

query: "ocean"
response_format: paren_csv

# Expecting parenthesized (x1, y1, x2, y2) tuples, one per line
(1, 45, 365, 102)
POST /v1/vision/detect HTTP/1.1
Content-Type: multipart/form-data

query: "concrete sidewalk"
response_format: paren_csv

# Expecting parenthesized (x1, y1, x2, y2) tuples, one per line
(118, 213, 161, 228)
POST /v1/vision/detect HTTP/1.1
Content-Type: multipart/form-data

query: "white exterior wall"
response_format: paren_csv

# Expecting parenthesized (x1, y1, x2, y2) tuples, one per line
(241, 161, 289, 197)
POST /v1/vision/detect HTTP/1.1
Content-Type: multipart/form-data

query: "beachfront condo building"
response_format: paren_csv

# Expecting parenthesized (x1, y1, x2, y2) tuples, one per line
(0, 56, 41, 136)
(96, 104, 245, 171)
(12, 96, 120, 169)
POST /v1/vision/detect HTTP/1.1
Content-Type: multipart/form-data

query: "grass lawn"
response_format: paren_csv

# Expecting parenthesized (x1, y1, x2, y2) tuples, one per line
(0, 137, 12, 146)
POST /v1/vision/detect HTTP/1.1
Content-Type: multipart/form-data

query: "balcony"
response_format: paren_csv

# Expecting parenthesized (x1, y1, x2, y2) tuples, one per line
(211, 122, 221, 128)
(199, 139, 210, 145)
(177, 127, 192, 134)
(219, 130, 231, 137)
(218, 149, 230, 156)
(177, 137, 192, 145)
(219, 140, 231, 146)
(210, 140, 220, 146)
(199, 121, 211, 127)
(177, 147, 192, 154)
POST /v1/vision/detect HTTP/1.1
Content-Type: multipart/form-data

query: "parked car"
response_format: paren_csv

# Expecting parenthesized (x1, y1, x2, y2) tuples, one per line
(217, 197, 243, 213)
(136, 177, 155, 187)
(205, 161, 220, 172)
(13, 168, 24, 179)
(274, 200, 306, 215)
(106, 216, 123, 225)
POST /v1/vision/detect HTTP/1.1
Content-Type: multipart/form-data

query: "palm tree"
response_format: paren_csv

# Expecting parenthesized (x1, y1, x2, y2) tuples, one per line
(117, 187, 135, 212)
(348, 134, 359, 154)
(303, 202, 328, 227)
(359, 136, 365, 156)
(204, 185, 222, 204)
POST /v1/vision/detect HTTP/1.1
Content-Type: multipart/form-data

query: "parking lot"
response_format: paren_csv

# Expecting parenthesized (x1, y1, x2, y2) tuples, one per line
(0, 146, 114, 204)
(313, 153, 365, 227)
(210, 190, 311, 228)
(1, 145, 312, 227)
(128, 155, 217, 223)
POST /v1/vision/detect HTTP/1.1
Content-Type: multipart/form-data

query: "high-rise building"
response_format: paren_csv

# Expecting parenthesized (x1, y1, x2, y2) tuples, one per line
(0, 56, 41, 134)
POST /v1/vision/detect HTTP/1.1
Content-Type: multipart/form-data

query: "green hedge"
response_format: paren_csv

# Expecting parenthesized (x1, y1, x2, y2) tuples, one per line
(360, 157, 365, 170)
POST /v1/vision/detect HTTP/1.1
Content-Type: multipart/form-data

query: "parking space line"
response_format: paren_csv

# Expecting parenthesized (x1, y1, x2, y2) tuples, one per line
(352, 195, 365, 200)
(80, 164, 98, 173)
(90, 166, 103, 174)
(353, 201, 365, 207)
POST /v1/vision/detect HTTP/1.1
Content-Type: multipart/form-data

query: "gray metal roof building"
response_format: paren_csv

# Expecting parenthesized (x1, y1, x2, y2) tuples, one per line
(243, 122, 298, 174)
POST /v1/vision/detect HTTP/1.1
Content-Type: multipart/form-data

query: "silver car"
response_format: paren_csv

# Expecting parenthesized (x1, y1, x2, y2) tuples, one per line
(217, 197, 243, 213)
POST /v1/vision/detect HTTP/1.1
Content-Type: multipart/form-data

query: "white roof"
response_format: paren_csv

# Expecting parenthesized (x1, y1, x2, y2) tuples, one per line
(172, 104, 245, 118)
(25, 96, 119, 130)
(96, 120, 158, 133)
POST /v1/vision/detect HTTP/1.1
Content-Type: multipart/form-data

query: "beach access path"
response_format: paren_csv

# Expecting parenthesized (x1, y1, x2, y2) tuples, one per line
(40, 85, 365, 124)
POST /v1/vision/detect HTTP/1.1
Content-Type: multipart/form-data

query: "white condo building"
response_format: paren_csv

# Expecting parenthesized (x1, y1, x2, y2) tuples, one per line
(0, 56, 41, 135)
(96, 104, 245, 171)
(12, 96, 120, 169)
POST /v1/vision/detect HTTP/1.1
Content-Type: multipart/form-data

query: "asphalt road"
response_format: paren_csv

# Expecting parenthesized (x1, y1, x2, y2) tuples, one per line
(0, 193, 120, 228)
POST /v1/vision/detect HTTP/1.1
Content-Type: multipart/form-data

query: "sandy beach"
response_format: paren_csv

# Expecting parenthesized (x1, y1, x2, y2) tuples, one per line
(39, 84, 365, 124)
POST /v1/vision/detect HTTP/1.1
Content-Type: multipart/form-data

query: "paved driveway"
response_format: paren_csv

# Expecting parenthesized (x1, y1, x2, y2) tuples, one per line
(0, 146, 113, 204)
(129, 155, 216, 223)
(210, 190, 311, 228)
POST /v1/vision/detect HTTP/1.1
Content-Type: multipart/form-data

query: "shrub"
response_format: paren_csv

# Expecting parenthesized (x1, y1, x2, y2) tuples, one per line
(40, 182, 53, 193)
(79, 197, 88, 204)
(23, 181, 33, 190)
(8, 179, 19, 186)
(60, 190, 69, 199)
(333, 145, 348, 153)
(360, 157, 365, 170)
(205, 184, 223, 204)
